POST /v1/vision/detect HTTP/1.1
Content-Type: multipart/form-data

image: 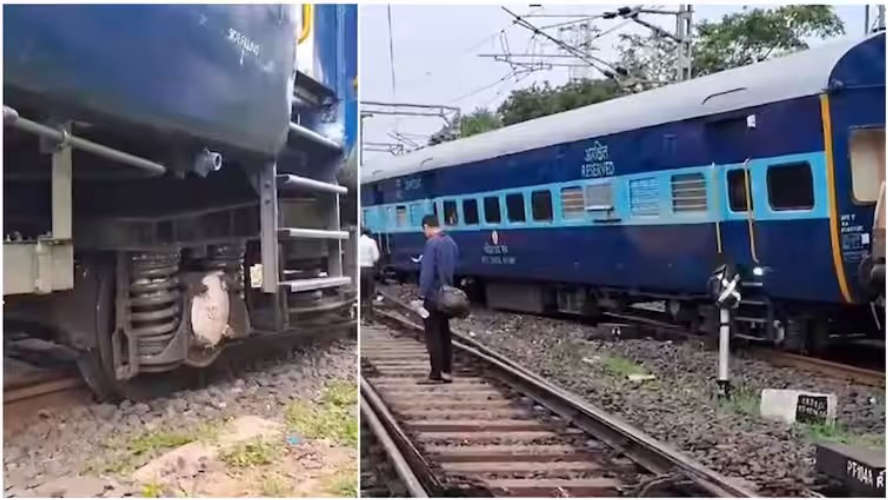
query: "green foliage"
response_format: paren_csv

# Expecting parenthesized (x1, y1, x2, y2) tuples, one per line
(459, 107, 503, 137)
(618, 5, 844, 85)
(693, 5, 845, 76)
(139, 482, 165, 498)
(716, 386, 760, 416)
(798, 421, 885, 448)
(259, 475, 293, 497)
(601, 354, 647, 378)
(286, 378, 357, 446)
(220, 438, 280, 468)
(324, 468, 358, 497)
(429, 107, 502, 145)
(497, 79, 623, 126)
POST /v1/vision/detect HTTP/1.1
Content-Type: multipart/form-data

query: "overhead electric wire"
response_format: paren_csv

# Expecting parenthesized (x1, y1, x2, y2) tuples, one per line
(450, 70, 519, 103)
(386, 4, 397, 98)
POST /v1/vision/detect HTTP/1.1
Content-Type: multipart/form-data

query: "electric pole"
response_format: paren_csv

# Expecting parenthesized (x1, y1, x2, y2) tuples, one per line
(675, 5, 693, 81)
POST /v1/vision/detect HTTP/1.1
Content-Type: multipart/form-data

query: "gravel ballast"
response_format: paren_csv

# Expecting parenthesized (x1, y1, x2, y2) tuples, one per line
(385, 283, 885, 496)
(3, 337, 356, 497)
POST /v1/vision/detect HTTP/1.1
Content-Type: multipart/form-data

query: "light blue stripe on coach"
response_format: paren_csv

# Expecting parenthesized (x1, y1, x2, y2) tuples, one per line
(364, 151, 829, 234)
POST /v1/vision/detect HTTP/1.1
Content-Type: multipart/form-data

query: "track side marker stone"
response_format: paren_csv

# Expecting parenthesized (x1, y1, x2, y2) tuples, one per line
(759, 389, 837, 425)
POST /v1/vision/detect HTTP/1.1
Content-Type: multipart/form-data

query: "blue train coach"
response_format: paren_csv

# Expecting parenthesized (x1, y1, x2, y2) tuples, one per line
(4, 4, 357, 400)
(362, 33, 886, 352)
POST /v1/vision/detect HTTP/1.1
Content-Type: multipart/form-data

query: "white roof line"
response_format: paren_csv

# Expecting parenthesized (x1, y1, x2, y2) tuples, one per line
(363, 34, 873, 183)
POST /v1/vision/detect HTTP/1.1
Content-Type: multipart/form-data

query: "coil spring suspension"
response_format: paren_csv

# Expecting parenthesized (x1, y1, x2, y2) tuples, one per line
(203, 244, 245, 294)
(128, 252, 182, 357)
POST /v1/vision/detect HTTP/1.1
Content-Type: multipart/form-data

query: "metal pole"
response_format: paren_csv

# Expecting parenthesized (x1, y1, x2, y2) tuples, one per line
(288, 121, 343, 152)
(866, 5, 871, 35)
(3, 106, 166, 176)
(717, 307, 731, 399)
(675, 5, 693, 81)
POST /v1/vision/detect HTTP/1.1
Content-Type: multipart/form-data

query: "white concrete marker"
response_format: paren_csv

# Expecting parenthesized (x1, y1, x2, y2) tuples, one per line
(760, 389, 838, 425)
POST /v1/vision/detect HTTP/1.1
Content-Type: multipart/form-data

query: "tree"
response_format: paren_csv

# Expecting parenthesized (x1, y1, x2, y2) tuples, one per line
(618, 5, 845, 86)
(428, 107, 502, 145)
(497, 79, 623, 126)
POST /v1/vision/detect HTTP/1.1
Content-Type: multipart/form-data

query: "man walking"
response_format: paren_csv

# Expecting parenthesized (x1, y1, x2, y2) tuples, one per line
(359, 227, 380, 322)
(417, 215, 458, 383)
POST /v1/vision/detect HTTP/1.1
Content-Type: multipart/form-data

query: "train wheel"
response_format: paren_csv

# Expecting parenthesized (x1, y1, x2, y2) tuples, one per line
(75, 254, 194, 402)
(805, 318, 830, 356)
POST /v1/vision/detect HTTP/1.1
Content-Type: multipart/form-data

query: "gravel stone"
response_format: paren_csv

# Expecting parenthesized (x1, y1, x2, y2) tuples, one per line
(387, 283, 885, 496)
(4, 338, 355, 494)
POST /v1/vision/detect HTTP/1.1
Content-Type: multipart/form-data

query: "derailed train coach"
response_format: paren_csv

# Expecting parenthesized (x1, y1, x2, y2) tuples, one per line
(3, 4, 358, 399)
(362, 33, 885, 353)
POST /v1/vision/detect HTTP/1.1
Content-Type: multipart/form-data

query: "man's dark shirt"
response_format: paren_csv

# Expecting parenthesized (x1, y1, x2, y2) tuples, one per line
(419, 232, 458, 301)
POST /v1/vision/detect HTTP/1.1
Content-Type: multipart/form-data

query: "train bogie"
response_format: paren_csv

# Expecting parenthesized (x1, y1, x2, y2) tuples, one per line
(3, 4, 357, 400)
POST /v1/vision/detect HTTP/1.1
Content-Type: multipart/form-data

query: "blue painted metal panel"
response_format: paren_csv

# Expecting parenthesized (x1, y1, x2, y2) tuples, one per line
(314, 3, 357, 153)
(364, 34, 884, 307)
(4, 4, 296, 157)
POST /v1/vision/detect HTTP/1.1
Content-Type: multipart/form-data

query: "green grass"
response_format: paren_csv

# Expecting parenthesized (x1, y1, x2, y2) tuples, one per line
(798, 421, 885, 448)
(220, 438, 280, 468)
(259, 475, 293, 497)
(127, 431, 195, 456)
(601, 354, 648, 377)
(716, 386, 760, 416)
(86, 421, 223, 475)
(286, 379, 357, 446)
(323, 468, 358, 497)
(139, 482, 165, 498)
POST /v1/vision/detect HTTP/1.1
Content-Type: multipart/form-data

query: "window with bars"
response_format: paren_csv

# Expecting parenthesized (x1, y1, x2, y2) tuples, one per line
(561, 186, 585, 219)
(629, 177, 659, 216)
(671, 173, 708, 213)
(396, 205, 408, 227)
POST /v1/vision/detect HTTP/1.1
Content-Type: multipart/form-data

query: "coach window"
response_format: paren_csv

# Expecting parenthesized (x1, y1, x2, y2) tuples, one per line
(531, 190, 553, 222)
(463, 199, 479, 225)
(767, 162, 814, 211)
(506, 193, 526, 223)
(395, 205, 408, 227)
(850, 128, 885, 203)
(483, 196, 501, 223)
(727, 169, 753, 212)
(443, 200, 459, 225)
(362, 209, 370, 230)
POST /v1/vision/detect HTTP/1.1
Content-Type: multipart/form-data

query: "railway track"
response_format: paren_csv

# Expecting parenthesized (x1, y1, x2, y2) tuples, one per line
(381, 284, 885, 389)
(361, 294, 757, 498)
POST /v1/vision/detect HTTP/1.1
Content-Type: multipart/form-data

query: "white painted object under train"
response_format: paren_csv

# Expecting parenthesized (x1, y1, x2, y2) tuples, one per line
(191, 271, 232, 347)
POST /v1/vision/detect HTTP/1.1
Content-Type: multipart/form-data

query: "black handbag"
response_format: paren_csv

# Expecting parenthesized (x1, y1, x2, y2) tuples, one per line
(436, 284, 470, 318)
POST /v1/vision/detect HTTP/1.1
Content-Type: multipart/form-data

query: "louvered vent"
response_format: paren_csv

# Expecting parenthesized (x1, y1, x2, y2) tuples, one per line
(561, 186, 585, 219)
(671, 173, 707, 212)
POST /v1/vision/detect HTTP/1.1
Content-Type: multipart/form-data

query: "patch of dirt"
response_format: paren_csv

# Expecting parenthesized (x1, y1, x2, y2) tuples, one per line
(3, 339, 356, 498)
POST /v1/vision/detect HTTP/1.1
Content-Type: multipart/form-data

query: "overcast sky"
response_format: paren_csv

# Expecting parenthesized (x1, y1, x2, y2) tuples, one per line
(360, 3, 873, 163)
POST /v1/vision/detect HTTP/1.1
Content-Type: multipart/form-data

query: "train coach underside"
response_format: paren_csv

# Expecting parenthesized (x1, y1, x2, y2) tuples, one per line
(381, 218, 882, 355)
(3, 129, 355, 400)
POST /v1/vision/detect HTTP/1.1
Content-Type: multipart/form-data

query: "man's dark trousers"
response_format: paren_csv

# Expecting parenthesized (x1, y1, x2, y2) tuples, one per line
(423, 299, 452, 378)
(360, 267, 375, 320)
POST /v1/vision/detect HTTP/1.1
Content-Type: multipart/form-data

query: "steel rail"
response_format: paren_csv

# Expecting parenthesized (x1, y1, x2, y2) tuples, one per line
(360, 391, 430, 498)
(375, 290, 757, 498)
(3, 105, 166, 176)
(360, 376, 443, 495)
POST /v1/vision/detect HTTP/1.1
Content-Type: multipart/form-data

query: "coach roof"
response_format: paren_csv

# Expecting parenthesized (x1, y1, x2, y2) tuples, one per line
(362, 33, 882, 183)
